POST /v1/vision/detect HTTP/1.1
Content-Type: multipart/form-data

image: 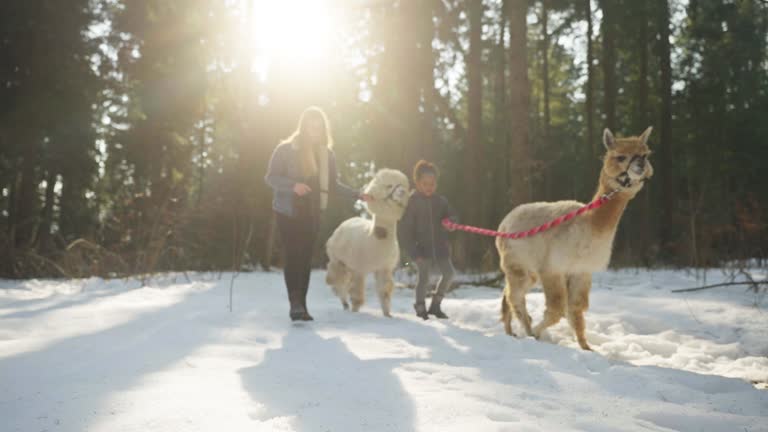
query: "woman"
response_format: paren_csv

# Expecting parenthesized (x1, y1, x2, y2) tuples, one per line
(265, 106, 365, 321)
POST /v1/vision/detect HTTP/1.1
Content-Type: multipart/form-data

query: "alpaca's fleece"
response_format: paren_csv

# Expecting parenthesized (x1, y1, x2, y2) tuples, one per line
(326, 217, 400, 274)
(325, 169, 410, 315)
(362, 169, 411, 223)
(497, 127, 654, 350)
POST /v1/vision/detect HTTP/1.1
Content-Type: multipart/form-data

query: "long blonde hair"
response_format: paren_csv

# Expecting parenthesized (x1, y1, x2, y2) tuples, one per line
(282, 106, 334, 177)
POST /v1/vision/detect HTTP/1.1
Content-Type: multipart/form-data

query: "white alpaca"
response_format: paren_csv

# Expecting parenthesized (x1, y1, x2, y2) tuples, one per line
(325, 169, 410, 317)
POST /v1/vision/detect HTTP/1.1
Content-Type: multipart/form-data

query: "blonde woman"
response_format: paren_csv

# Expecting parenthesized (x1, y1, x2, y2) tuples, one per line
(265, 107, 368, 321)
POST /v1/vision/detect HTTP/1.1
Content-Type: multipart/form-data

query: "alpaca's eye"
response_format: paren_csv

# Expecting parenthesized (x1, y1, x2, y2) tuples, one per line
(616, 156, 627, 163)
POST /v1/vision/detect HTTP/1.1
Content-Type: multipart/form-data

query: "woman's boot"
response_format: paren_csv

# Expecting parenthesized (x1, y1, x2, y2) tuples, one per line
(414, 302, 429, 320)
(428, 295, 448, 319)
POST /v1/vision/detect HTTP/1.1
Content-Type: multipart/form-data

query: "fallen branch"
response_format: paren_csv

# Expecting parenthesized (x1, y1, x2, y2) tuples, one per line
(398, 272, 505, 291)
(671, 280, 767, 293)
(25, 250, 74, 279)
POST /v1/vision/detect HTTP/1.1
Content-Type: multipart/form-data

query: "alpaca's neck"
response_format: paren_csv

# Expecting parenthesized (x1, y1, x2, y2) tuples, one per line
(372, 215, 397, 229)
(371, 215, 398, 240)
(589, 174, 633, 236)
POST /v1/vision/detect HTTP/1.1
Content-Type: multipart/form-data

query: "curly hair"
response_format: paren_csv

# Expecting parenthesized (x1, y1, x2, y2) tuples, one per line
(412, 160, 439, 183)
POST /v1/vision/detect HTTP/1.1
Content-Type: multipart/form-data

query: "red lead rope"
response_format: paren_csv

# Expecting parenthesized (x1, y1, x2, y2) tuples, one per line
(441, 190, 619, 239)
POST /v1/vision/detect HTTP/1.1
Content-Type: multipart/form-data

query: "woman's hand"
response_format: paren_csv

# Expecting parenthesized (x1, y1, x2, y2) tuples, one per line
(293, 183, 312, 196)
(359, 193, 374, 202)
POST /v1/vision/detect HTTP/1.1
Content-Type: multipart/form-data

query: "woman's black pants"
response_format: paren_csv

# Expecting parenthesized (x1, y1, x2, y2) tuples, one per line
(275, 211, 319, 313)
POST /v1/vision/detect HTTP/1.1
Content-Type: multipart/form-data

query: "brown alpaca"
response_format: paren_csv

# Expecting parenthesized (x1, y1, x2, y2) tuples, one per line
(496, 127, 654, 350)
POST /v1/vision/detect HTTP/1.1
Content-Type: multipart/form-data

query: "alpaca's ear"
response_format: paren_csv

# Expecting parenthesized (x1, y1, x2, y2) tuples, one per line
(639, 126, 653, 146)
(362, 179, 374, 195)
(603, 128, 616, 151)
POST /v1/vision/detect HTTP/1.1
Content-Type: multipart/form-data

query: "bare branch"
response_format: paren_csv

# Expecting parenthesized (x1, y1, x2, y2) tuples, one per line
(671, 281, 767, 293)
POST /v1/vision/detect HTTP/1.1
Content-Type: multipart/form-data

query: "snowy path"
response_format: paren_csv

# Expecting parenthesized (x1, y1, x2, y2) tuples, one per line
(0, 270, 766, 431)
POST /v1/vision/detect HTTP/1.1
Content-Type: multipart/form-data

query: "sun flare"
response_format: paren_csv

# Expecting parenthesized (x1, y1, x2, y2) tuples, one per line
(249, 0, 336, 65)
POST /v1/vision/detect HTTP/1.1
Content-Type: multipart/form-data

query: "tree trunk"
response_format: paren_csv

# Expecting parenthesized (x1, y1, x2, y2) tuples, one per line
(585, 0, 596, 167)
(16, 148, 39, 248)
(372, 1, 420, 172)
(507, 0, 531, 205)
(637, 1, 651, 262)
(37, 170, 57, 253)
(462, 0, 485, 267)
(541, 0, 551, 200)
(599, 0, 617, 132)
(58, 171, 85, 241)
(637, 5, 649, 129)
(419, 0, 436, 162)
(492, 0, 509, 225)
(196, 117, 207, 208)
(466, 0, 483, 223)
(541, 0, 551, 138)
(7, 162, 19, 238)
(400, 0, 421, 170)
(6, 164, 20, 276)
(658, 0, 674, 250)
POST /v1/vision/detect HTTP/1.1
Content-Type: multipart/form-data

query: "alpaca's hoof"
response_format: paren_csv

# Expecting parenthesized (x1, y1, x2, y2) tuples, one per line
(383, 312, 392, 318)
(342, 301, 349, 310)
(578, 341, 592, 351)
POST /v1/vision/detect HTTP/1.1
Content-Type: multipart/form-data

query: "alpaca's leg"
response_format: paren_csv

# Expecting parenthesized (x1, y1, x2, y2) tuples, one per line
(501, 262, 534, 337)
(533, 273, 566, 339)
(348, 273, 366, 312)
(326, 259, 346, 285)
(566, 273, 592, 350)
(500, 294, 515, 336)
(374, 270, 394, 318)
(326, 259, 350, 309)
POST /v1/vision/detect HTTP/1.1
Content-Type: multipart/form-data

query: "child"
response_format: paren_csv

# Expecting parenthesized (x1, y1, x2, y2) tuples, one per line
(398, 160, 459, 320)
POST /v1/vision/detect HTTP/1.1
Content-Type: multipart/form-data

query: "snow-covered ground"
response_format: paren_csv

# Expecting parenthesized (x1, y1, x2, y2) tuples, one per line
(0, 269, 766, 432)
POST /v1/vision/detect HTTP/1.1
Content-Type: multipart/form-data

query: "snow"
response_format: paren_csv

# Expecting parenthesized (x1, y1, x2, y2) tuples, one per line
(1, 269, 766, 432)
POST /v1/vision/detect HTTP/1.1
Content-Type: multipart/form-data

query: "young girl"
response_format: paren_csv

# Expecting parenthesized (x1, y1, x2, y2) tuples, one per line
(398, 160, 458, 319)
(265, 107, 367, 321)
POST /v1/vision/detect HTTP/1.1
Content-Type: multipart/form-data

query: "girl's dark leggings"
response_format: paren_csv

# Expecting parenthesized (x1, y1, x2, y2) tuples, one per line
(415, 257, 455, 304)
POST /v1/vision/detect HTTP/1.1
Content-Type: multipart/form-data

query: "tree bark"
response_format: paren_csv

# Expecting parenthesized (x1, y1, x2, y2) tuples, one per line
(400, 0, 421, 170)
(492, 0, 509, 225)
(419, 0, 436, 162)
(37, 170, 57, 253)
(541, 0, 551, 139)
(466, 0, 484, 224)
(541, 0, 551, 199)
(637, 0, 651, 262)
(507, 0, 532, 205)
(461, 0, 486, 267)
(585, 0, 596, 165)
(658, 0, 674, 249)
(7, 162, 19, 238)
(16, 147, 39, 248)
(599, 0, 617, 131)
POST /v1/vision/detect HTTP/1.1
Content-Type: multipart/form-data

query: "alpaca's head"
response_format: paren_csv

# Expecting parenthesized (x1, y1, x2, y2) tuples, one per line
(363, 169, 410, 221)
(600, 127, 654, 196)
